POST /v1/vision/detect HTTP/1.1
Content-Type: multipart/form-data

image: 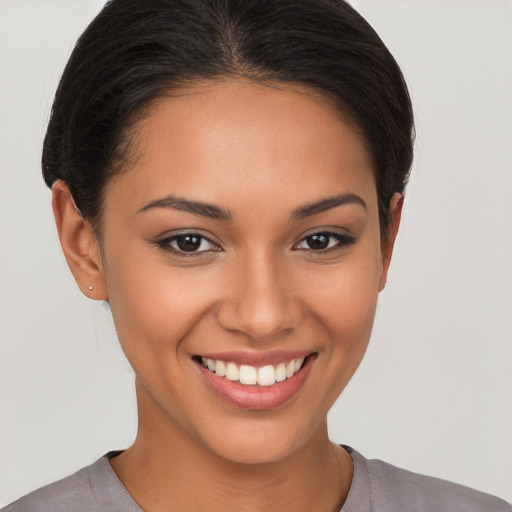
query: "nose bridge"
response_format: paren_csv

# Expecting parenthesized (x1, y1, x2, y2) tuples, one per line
(217, 248, 302, 340)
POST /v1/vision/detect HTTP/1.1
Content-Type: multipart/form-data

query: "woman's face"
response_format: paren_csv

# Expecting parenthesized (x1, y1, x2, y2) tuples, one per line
(97, 79, 396, 463)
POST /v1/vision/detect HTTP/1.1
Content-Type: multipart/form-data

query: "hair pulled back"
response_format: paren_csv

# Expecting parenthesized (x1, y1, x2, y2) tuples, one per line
(42, 0, 414, 234)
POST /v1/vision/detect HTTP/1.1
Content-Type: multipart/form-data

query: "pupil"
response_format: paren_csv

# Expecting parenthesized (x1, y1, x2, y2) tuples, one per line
(177, 235, 201, 252)
(307, 234, 329, 250)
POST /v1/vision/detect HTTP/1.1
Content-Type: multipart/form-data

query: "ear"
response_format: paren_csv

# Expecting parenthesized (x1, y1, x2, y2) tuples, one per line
(379, 192, 403, 292)
(52, 180, 108, 300)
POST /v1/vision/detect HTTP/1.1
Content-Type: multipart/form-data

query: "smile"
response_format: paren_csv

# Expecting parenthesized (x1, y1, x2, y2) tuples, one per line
(194, 352, 316, 410)
(200, 356, 305, 387)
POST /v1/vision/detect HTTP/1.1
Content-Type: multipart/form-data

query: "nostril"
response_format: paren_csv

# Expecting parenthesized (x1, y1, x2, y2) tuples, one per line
(215, 300, 303, 340)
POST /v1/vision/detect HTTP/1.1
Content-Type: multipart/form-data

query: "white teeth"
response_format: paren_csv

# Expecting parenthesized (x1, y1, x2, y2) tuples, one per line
(257, 365, 276, 387)
(215, 360, 226, 377)
(286, 360, 295, 378)
(200, 355, 308, 387)
(275, 363, 287, 382)
(239, 365, 258, 385)
(225, 362, 239, 381)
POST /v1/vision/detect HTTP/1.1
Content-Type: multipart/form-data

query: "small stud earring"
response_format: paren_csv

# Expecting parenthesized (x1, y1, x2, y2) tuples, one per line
(87, 285, 93, 291)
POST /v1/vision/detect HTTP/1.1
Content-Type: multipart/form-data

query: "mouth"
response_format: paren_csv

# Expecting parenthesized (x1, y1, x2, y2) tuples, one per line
(192, 352, 317, 410)
(196, 355, 307, 386)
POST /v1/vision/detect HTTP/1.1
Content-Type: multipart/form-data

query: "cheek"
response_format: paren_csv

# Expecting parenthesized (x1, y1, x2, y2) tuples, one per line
(103, 245, 220, 367)
(309, 250, 381, 336)
(303, 244, 382, 383)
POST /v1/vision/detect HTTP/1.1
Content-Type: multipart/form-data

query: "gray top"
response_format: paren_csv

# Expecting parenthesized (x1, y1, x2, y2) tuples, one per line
(3, 446, 510, 511)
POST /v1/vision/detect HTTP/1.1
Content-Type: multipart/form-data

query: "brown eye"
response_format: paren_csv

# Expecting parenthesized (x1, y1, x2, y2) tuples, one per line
(305, 233, 330, 250)
(176, 235, 203, 252)
(295, 231, 356, 252)
(157, 233, 219, 254)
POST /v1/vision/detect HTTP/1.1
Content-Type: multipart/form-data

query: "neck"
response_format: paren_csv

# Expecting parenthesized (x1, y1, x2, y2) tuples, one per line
(109, 380, 353, 512)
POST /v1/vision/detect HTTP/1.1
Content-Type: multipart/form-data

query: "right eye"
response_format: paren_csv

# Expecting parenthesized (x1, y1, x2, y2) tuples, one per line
(157, 233, 220, 255)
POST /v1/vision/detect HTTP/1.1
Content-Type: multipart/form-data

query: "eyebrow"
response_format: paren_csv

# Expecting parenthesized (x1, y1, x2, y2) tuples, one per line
(137, 192, 366, 221)
(292, 193, 367, 219)
(138, 195, 231, 221)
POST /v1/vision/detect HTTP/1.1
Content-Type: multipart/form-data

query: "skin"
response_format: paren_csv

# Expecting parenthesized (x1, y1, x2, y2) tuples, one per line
(53, 78, 402, 512)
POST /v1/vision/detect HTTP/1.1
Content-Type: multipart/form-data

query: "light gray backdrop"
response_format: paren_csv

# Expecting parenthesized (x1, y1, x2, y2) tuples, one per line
(0, 0, 511, 506)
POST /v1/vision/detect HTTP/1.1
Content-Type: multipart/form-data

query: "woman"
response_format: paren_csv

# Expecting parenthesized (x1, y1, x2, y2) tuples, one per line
(2, 0, 510, 510)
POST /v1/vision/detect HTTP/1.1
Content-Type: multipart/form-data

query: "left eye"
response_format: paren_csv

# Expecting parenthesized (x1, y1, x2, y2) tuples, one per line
(160, 234, 217, 253)
(295, 232, 354, 251)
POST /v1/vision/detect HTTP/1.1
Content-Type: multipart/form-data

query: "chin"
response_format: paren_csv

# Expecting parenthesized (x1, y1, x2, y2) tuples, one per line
(195, 413, 320, 466)
(208, 437, 301, 466)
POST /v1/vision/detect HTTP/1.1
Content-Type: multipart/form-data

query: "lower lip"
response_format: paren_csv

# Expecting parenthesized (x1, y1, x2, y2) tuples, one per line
(195, 355, 315, 411)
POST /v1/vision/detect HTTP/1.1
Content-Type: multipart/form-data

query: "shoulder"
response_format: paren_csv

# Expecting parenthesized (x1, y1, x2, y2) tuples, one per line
(368, 458, 511, 512)
(346, 447, 511, 512)
(1, 453, 140, 512)
(1, 463, 98, 512)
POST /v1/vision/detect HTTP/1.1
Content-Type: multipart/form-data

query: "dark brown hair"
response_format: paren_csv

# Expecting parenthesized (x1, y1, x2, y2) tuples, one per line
(42, 0, 414, 234)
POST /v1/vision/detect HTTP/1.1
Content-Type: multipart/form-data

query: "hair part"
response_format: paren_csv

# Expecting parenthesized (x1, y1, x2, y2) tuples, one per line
(42, 0, 414, 236)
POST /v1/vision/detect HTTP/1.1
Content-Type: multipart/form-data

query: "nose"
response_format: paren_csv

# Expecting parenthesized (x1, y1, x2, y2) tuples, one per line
(215, 251, 303, 341)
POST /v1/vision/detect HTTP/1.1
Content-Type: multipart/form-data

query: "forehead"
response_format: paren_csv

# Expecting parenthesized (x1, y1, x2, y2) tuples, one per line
(106, 78, 377, 217)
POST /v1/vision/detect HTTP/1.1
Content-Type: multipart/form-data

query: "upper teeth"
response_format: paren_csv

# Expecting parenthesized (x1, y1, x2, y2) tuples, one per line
(201, 357, 305, 387)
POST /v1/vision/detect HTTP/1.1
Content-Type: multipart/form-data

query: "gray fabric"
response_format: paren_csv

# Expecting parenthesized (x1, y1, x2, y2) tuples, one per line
(341, 447, 511, 512)
(3, 452, 141, 512)
(3, 447, 510, 511)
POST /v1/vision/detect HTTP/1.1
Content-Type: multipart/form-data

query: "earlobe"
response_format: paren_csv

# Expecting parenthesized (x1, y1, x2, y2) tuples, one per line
(379, 192, 404, 292)
(52, 180, 108, 300)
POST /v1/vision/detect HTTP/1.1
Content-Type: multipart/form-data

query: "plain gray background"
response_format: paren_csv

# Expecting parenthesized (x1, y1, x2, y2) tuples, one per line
(0, 0, 511, 506)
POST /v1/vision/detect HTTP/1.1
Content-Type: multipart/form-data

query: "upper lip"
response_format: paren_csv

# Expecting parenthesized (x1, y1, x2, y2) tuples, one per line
(196, 350, 314, 367)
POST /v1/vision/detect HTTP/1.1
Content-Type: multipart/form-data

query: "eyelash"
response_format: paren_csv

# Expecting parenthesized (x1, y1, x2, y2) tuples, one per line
(156, 233, 220, 257)
(294, 231, 356, 254)
(155, 230, 356, 258)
